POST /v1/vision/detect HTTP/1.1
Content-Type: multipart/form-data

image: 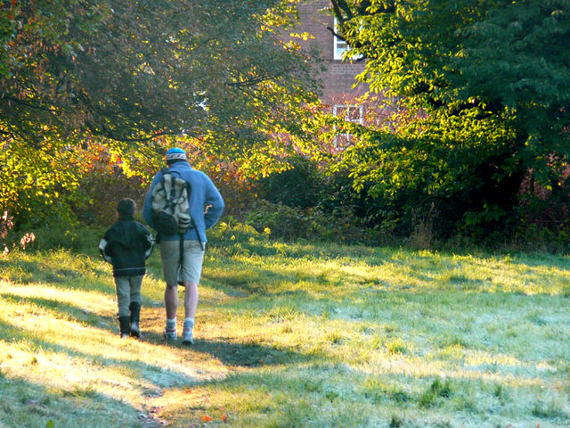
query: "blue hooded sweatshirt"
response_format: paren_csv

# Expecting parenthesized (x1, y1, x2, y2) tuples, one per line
(142, 161, 224, 243)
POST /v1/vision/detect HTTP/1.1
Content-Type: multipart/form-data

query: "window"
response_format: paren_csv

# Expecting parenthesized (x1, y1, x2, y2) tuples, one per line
(333, 17, 362, 61)
(333, 104, 363, 146)
(333, 17, 348, 60)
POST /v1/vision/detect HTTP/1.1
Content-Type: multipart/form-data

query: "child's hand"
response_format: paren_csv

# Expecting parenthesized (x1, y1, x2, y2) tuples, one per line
(204, 204, 213, 214)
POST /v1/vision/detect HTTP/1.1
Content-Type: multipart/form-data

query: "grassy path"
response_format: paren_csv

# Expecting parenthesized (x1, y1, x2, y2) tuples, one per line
(0, 224, 569, 427)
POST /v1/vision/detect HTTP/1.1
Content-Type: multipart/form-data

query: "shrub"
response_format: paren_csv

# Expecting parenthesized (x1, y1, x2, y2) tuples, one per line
(75, 168, 146, 226)
(243, 197, 409, 245)
(245, 200, 324, 241)
(16, 220, 103, 254)
(255, 155, 323, 209)
(1, 211, 37, 256)
(1, 211, 14, 253)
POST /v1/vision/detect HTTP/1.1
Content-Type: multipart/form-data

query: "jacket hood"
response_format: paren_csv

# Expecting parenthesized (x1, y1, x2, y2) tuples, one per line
(114, 219, 140, 249)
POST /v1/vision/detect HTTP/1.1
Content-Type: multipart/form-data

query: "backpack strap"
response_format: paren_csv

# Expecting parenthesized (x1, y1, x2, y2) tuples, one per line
(169, 169, 186, 276)
(163, 168, 181, 211)
(185, 181, 204, 251)
(178, 231, 184, 285)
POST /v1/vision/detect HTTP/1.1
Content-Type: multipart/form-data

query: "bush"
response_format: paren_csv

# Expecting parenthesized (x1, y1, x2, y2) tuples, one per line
(244, 199, 390, 244)
(245, 200, 324, 241)
(0, 211, 38, 256)
(250, 157, 401, 244)
(17, 221, 103, 254)
(75, 168, 146, 226)
(255, 155, 323, 209)
(1, 211, 105, 256)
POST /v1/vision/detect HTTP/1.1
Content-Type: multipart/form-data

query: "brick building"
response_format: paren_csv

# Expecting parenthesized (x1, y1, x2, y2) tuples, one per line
(292, 1, 380, 145)
(296, 1, 367, 102)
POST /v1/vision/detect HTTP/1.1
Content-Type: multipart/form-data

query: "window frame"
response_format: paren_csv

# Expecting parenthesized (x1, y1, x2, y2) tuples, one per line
(333, 17, 363, 61)
(333, 17, 349, 60)
(332, 104, 364, 146)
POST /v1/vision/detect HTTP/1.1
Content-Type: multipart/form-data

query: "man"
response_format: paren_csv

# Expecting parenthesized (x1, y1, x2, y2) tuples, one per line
(143, 147, 224, 344)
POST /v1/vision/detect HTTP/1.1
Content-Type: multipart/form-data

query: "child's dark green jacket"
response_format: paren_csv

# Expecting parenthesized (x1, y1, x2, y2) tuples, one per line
(99, 216, 154, 277)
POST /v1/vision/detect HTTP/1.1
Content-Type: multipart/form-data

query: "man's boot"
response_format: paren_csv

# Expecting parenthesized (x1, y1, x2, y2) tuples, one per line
(129, 302, 141, 338)
(119, 316, 130, 338)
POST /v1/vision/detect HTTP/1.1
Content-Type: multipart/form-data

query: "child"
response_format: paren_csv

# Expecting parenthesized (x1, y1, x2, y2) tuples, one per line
(99, 198, 154, 338)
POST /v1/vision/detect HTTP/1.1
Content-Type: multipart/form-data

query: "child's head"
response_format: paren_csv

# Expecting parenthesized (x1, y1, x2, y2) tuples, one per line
(117, 198, 136, 218)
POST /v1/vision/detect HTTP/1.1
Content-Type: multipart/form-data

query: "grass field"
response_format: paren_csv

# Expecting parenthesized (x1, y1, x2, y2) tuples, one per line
(0, 222, 568, 427)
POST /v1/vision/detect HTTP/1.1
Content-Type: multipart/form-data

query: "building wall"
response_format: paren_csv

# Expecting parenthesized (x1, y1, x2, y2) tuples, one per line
(295, 0, 367, 106)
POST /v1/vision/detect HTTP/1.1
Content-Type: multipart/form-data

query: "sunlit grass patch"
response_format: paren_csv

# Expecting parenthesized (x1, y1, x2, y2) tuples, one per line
(0, 288, 227, 387)
(0, 226, 568, 427)
(0, 251, 229, 427)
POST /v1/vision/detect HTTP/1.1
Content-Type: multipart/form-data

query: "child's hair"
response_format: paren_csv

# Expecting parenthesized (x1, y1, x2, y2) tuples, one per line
(117, 198, 136, 217)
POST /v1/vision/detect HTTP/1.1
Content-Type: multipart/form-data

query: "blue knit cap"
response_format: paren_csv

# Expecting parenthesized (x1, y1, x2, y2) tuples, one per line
(165, 147, 187, 162)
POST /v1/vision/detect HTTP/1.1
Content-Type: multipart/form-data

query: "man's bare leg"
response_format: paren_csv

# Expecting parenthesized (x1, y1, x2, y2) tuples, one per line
(164, 284, 178, 339)
(165, 284, 178, 318)
(183, 282, 198, 319)
(182, 282, 198, 344)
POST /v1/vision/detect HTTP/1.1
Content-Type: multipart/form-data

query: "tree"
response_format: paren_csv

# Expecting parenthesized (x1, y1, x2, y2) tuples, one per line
(329, 0, 569, 240)
(0, 0, 320, 224)
(1, 0, 318, 142)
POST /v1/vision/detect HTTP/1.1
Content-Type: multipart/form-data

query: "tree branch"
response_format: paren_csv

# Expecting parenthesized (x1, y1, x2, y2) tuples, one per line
(330, 0, 353, 22)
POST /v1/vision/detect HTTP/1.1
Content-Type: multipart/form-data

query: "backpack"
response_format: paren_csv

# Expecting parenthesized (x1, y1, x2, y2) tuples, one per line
(150, 168, 203, 250)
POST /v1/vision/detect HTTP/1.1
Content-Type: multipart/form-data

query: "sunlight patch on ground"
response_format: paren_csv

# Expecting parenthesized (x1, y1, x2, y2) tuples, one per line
(1, 238, 568, 427)
(0, 281, 229, 414)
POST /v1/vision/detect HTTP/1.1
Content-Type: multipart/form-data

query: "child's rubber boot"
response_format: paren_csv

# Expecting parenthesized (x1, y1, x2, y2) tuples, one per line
(119, 316, 130, 338)
(129, 302, 141, 338)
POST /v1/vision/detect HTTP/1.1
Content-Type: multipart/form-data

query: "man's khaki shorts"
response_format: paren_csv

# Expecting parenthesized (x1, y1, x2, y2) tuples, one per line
(159, 240, 205, 286)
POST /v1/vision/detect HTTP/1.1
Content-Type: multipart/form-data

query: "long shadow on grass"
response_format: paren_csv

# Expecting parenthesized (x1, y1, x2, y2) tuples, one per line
(201, 262, 355, 296)
(210, 239, 569, 277)
(205, 250, 568, 299)
(0, 258, 114, 293)
(209, 238, 389, 262)
(194, 338, 313, 367)
(0, 291, 312, 369)
(213, 238, 570, 270)
(141, 329, 313, 368)
(0, 375, 151, 427)
(0, 293, 116, 329)
(0, 319, 198, 389)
